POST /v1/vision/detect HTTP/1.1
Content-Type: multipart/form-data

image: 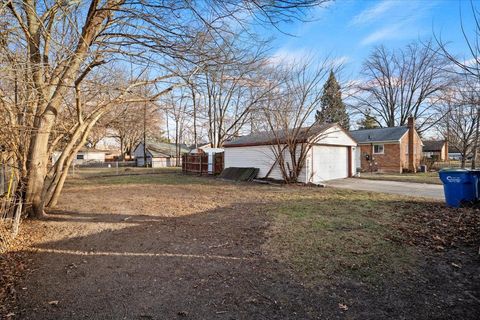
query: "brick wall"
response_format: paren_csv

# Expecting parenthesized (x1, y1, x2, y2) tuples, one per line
(358, 143, 402, 173)
(357, 126, 423, 173)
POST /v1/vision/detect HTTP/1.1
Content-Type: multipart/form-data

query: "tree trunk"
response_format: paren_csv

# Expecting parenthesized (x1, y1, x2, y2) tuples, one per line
(46, 113, 104, 207)
(25, 111, 55, 218)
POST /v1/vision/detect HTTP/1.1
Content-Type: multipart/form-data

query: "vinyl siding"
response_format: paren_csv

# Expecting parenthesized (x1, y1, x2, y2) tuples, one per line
(224, 145, 307, 182)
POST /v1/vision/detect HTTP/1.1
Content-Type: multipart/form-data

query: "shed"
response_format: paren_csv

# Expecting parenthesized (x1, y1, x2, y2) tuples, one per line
(223, 123, 358, 183)
(134, 141, 190, 167)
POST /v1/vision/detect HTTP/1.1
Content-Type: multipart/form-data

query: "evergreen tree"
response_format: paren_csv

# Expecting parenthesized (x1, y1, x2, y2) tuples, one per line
(356, 111, 380, 129)
(315, 71, 350, 130)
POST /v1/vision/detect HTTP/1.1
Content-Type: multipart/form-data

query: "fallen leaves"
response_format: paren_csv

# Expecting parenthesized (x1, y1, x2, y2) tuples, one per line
(391, 203, 480, 250)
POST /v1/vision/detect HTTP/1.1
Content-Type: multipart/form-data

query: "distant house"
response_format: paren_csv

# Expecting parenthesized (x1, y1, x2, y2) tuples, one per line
(52, 148, 108, 165)
(134, 141, 190, 167)
(189, 143, 224, 155)
(223, 123, 358, 183)
(422, 140, 448, 161)
(349, 117, 423, 173)
(448, 145, 472, 161)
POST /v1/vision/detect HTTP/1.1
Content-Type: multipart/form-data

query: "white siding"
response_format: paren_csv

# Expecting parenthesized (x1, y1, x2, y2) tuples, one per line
(224, 145, 307, 182)
(313, 126, 357, 146)
(224, 125, 357, 183)
(78, 151, 105, 162)
(52, 150, 105, 165)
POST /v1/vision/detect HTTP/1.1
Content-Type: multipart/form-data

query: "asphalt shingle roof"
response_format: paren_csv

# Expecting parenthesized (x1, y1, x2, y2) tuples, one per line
(223, 123, 336, 147)
(349, 126, 409, 144)
(145, 141, 190, 157)
(423, 140, 446, 152)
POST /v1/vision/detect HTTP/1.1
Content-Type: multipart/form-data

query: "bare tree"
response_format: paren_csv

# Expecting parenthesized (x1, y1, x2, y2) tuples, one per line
(436, 79, 479, 168)
(1, 0, 330, 217)
(261, 58, 338, 183)
(109, 103, 163, 160)
(351, 41, 451, 133)
(436, 0, 480, 168)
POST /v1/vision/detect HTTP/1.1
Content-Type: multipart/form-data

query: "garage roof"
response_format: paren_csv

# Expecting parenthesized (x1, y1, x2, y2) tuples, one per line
(349, 126, 409, 144)
(223, 123, 336, 147)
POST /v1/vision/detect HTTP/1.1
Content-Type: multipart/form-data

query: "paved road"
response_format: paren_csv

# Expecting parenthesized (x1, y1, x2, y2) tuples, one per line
(328, 178, 444, 200)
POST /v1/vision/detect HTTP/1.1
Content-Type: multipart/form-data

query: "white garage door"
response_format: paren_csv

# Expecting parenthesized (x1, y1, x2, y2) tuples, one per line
(312, 146, 349, 182)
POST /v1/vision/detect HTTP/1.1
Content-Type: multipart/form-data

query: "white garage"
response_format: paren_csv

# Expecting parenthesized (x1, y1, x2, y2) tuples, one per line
(223, 123, 357, 184)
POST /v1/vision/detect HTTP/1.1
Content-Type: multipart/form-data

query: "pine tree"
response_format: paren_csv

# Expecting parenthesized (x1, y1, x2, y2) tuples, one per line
(356, 111, 380, 129)
(315, 70, 350, 130)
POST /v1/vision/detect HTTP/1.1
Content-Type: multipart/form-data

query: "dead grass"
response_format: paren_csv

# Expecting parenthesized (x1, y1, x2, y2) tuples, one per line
(63, 168, 474, 287)
(359, 172, 442, 185)
(6, 168, 476, 302)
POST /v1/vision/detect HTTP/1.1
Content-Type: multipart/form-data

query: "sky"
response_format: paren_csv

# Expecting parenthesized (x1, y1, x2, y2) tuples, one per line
(262, 0, 476, 79)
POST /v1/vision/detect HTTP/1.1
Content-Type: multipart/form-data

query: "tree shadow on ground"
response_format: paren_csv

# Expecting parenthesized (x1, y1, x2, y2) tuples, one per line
(8, 198, 480, 320)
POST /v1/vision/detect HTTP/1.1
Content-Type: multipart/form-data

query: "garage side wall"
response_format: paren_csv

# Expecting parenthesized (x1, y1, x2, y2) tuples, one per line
(224, 145, 307, 183)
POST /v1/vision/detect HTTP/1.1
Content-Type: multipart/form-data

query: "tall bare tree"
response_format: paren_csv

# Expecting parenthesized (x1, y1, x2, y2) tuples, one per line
(436, 79, 479, 168)
(262, 58, 339, 183)
(436, 0, 480, 168)
(1, 0, 330, 217)
(351, 41, 451, 133)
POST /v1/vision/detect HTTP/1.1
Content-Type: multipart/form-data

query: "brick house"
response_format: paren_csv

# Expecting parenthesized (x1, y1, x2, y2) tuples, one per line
(422, 140, 448, 161)
(350, 117, 423, 173)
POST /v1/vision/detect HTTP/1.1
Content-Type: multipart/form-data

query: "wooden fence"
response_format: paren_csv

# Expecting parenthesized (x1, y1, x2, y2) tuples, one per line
(182, 153, 224, 175)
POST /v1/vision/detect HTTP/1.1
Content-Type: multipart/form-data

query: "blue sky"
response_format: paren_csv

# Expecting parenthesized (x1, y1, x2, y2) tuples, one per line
(263, 0, 476, 79)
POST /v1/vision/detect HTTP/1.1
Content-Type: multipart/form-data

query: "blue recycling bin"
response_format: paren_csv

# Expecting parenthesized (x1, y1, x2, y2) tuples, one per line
(439, 169, 478, 208)
(471, 170, 480, 200)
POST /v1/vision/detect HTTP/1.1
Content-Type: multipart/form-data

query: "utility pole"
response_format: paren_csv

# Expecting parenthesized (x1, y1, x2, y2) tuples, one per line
(143, 101, 147, 167)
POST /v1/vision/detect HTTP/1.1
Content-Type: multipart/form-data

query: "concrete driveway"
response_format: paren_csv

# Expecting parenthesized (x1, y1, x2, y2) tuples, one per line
(328, 178, 444, 200)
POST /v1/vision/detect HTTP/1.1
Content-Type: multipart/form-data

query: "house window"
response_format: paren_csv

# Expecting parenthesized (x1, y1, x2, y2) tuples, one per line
(373, 144, 384, 154)
(77, 154, 84, 160)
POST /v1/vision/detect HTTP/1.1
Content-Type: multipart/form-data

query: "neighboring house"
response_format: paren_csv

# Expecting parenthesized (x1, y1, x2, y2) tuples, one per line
(422, 140, 448, 161)
(134, 141, 190, 167)
(190, 143, 224, 155)
(349, 117, 423, 173)
(223, 123, 358, 183)
(52, 148, 108, 165)
(448, 146, 473, 161)
(189, 143, 225, 174)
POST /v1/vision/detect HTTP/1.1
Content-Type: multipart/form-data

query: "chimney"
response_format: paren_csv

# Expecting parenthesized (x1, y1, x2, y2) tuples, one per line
(407, 116, 415, 172)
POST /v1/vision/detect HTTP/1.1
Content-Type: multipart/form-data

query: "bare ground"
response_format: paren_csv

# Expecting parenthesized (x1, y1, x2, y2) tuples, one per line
(1, 170, 479, 319)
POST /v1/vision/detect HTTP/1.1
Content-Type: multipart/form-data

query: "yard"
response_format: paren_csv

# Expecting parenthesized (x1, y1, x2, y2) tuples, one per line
(1, 168, 479, 319)
(359, 171, 442, 185)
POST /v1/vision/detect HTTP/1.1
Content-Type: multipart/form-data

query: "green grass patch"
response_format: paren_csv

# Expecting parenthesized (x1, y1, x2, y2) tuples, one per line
(265, 189, 417, 285)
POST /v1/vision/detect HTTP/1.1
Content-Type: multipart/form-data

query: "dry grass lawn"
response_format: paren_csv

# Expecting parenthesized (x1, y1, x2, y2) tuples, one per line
(1, 168, 479, 319)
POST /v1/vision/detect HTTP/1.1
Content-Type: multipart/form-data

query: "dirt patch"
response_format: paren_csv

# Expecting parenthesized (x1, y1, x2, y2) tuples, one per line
(2, 170, 480, 319)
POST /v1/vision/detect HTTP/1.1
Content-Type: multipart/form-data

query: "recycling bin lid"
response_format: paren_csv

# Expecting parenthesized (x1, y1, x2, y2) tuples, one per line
(439, 168, 470, 172)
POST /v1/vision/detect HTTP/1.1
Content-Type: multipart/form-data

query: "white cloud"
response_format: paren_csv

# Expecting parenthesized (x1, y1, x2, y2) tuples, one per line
(354, 0, 439, 46)
(351, 0, 397, 26)
(360, 24, 403, 46)
(269, 48, 312, 66)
